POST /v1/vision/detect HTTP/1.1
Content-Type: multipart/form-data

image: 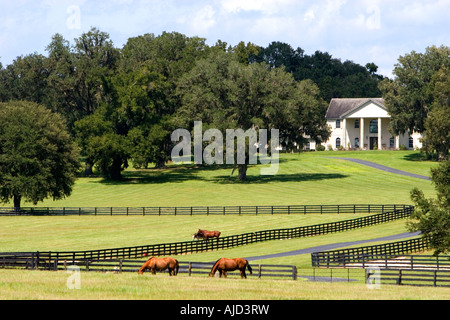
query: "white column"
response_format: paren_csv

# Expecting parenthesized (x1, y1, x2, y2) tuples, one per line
(343, 118, 347, 149)
(360, 118, 364, 150)
(395, 136, 400, 150)
(378, 118, 382, 150)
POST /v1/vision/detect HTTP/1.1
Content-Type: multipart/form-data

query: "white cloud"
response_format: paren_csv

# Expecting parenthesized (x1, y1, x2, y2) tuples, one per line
(219, 0, 295, 15)
(184, 5, 217, 34)
(0, 0, 448, 78)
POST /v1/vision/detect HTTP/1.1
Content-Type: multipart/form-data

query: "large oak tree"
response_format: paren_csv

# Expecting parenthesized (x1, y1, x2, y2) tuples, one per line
(0, 101, 80, 211)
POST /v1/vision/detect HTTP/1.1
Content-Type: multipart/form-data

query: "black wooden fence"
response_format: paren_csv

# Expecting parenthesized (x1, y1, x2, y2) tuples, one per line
(366, 268, 450, 287)
(311, 237, 431, 268)
(58, 259, 298, 280)
(0, 204, 410, 216)
(0, 206, 415, 270)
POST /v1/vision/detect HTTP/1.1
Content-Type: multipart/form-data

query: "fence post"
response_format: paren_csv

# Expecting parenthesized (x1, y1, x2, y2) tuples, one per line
(292, 266, 297, 281)
(434, 270, 437, 287)
(397, 269, 402, 285)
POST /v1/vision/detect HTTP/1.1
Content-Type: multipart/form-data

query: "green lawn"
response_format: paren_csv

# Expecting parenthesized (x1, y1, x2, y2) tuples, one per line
(0, 150, 444, 300)
(8, 150, 436, 208)
(1, 269, 448, 300)
(0, 214, 410, 257)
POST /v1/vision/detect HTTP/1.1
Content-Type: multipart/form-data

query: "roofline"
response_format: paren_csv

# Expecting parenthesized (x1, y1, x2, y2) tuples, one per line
(338, 98, 386, 119)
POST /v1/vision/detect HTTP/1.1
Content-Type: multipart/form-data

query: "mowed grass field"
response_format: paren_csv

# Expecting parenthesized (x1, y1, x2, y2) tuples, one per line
(7, 150, 437, 208)
(1, 151, 448, 300)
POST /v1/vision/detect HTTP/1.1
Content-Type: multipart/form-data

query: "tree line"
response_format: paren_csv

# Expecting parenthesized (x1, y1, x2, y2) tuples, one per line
(0, 28, 386, 181)
(0, 29, 447, 204)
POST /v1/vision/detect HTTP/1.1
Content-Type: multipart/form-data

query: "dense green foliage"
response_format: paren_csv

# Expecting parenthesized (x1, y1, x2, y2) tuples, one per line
(251, 41, 385, 101)
(0, 101, 80, 209)
(409, 159, 450, 255)
(379, 45, 450, 160)
(0, 28, 383, 180)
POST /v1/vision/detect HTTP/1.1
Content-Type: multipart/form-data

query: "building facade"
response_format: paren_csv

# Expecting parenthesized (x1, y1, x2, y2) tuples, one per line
(308, 98, 422, 151)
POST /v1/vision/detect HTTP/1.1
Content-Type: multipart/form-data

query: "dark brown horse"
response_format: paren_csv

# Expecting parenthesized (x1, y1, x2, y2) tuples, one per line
(138, 257, 179, 276)
(209, 258, 252, 279)
(192, 229, 221, 241)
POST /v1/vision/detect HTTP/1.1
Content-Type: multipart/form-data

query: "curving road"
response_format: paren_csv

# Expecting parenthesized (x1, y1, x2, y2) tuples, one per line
(330, 157, 431, 180)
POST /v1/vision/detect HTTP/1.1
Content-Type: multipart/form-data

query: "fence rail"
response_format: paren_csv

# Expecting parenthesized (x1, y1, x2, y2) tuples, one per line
(0, 204, 410, 216)
(366, 268, 450, 287)
(343, 254, 450, 270)
(1, 206, 415, 270)
(32, 259, 298, 280)
(311, 237, 431, 268)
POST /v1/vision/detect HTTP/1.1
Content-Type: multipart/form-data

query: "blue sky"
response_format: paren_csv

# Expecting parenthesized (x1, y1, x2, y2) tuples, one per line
(0, 0, 449, 78)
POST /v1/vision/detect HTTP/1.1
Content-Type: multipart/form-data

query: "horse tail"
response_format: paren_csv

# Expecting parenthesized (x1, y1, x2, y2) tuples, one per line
(246, 260, 252, 275)
(175, 260, 179, 276)
(210, 258, 221, 277)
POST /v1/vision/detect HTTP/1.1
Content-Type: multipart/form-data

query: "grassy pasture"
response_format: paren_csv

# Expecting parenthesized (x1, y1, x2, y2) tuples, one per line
(0, 151, 444, 300)
(7, 150, 436, 208)
(1, 269, 449, 300)
(0, 214, 403, 253)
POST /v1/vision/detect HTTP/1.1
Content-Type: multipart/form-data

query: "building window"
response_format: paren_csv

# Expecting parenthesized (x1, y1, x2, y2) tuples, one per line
(409, 137, 414, 149)
(355, 138, 360, 148)
(354, 119, 360, 129)
(390, 137, 395, 149)
(336, 138, 341, 148)
(369, 119, 378, 133)
(336, 120, 341, 128)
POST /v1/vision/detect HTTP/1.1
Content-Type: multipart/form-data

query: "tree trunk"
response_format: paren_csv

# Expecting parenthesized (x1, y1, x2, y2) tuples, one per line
(154, 157, 167, 169)
(109, 158, 123, 180)
(84, 160, 93, 176)
(238, 164, 247, 181)
(13, 195, 21, 213)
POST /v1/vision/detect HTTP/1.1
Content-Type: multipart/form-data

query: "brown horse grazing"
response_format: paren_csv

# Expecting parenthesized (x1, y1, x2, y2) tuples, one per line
(138, 257, 179, 276)
(209, 258, 252, 279)
(192, 229, 221, 241)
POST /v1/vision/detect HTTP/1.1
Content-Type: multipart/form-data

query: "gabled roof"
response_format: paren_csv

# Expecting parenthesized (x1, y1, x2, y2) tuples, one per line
(325, 98, 385, 119)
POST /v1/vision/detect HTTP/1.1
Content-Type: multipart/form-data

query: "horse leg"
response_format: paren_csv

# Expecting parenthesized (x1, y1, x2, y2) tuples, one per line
(241, 269, 247, 279)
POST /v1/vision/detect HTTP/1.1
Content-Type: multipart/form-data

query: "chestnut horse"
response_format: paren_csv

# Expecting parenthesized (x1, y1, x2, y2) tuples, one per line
(192, 229, 221, 241)
(209, 258, 252, 279)
(138, 257, 179, 276)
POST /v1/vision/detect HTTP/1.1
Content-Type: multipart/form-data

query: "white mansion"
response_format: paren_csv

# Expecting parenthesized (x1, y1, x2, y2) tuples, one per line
(306, 98, 422, 151)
